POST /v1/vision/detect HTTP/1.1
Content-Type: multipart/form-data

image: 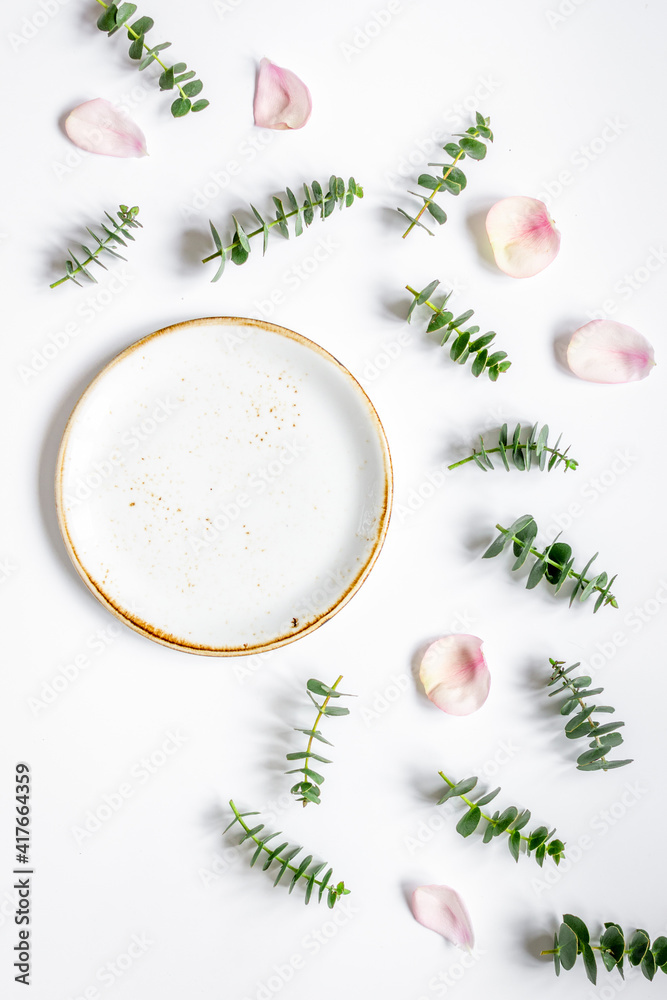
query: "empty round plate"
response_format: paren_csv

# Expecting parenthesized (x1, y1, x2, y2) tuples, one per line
(56, 317, 392, 655)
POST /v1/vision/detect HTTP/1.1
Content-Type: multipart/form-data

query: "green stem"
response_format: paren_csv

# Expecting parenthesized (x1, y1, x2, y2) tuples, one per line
(227, 801, 340, 897)
(438, 772, 532, 846)
(401, 149, 465, 238)
(94, 0, 190, 103)
(541, 944, 628, 957)
(203, 206, 301, 264)
(448, 445, 574, 472)
(300, 675, 343, 807)
(50, 213, 131, 289)
(551, 663, 609, 766)
(497, 525, 617, 607)
(405, 285, 468, 340)
(202, 195, 332, 264)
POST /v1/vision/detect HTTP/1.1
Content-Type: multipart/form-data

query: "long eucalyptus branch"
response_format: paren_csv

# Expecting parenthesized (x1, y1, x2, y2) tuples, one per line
(448, 423, 578, 472)
(542, 915, 667, 984)
(399, 113, 493, 237)
(50, 204, 141, 288)
(406, 279, 511, 381)
(547, 659, 632, 771)
(483, 514, 618, 612)
(437, 773, 565, 866)
(203, 176, 363, 281)
(95, 1, 208, 117)
(224, 800, 349, 908)
(286, 676, 353, 807)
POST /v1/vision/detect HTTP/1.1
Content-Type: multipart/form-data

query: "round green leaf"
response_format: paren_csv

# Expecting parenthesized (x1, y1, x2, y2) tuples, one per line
(171, 97, 192, 117)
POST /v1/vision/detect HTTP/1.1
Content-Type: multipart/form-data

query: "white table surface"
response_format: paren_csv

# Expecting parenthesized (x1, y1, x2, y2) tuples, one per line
(2, 1, 666, 998)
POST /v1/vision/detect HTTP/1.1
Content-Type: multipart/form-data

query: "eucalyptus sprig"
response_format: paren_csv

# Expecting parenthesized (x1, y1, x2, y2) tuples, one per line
(50, 205, 141, 288)
(406, 279, 511, 380)
(542, 914, 667, 984)
(286, 676, 354, 807)
(203, 176, 363, 281)
(483, 514, 618, 612)
(95, 1, 209, 117)
(399, 112, 493, 238)
(224, 800, 349, 908)
(448, 423, 578, 472)
(547, 659, 632, 771)
(437, 773, 565, 866)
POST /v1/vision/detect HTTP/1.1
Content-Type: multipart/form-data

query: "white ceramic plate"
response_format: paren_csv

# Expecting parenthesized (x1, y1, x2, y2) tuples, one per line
(56, 317, 392, 655)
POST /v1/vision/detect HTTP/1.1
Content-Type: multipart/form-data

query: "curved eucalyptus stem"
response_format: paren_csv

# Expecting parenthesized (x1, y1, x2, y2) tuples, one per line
(437, 772, 565, 866)
(224, 800, 349, 908)
(398, 113, 493, 237)
(448, 422, 578, 472)
(483, 515, 618, 612)
(547, 659, 632, 771)
(95, 1, 208, 116)
(406, 279, 511, 381)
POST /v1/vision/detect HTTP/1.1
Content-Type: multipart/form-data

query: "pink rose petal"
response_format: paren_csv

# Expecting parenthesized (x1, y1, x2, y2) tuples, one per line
(486, 196, 560, 278)
(567, 319, 655, 383)
(412, 886, 474, 949)
(419, 635, 490, 716)
(253, 57, 312, 130)
(65, 99, 148, 158)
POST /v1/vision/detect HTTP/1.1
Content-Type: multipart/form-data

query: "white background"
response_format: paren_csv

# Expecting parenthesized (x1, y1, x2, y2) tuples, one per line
(2, 1, 666, 998)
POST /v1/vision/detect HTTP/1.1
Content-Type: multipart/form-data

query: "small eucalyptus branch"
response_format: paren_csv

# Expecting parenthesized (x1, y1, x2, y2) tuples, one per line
(286, 676, 354, 807)
(204, 176, 363, 281)
(406, 279, 511, 381)
(398, 112, 493, 237)
(483, 514, 618, 612)
(547, 659, 632, 771)
(437, 773, 565, 866)
(224, 800, 349, 908)
(50, 205, 141, 288)
(542, 914, 667, 984)
(448, 422, 578, 472)
(95, 1, 209, 117)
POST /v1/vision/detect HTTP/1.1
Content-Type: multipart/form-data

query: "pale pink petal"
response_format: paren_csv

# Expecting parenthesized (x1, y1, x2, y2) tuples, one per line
(419, 635, 490, 716)
(412, 886, 475, 949)
(65, 99, 148, 158)
(567, 320, 655, 383)
(486, 196, 560, 278)
(253, 57, 312, 130)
